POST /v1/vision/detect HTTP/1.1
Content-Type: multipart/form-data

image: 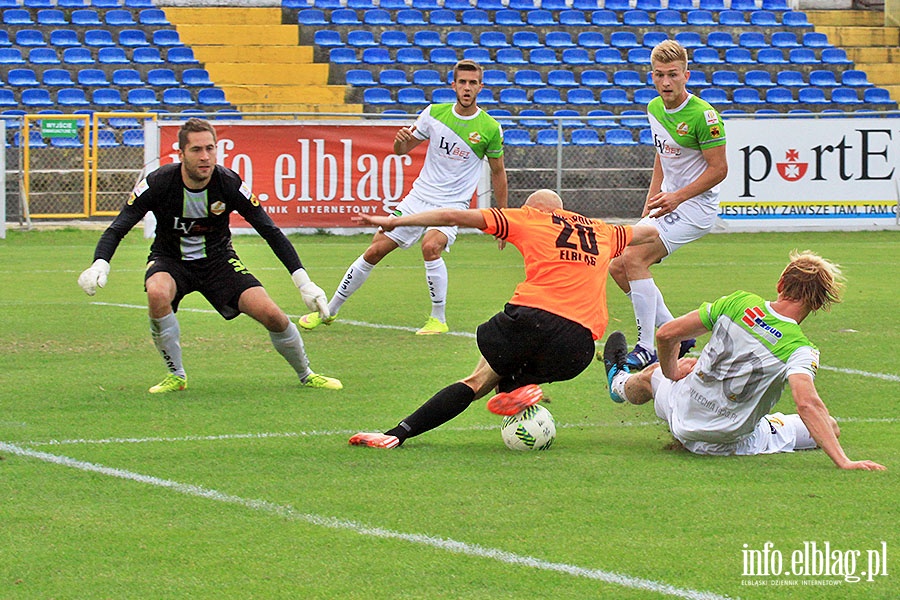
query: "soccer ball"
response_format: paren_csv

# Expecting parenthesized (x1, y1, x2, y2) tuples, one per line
(500, 404, 556, 451)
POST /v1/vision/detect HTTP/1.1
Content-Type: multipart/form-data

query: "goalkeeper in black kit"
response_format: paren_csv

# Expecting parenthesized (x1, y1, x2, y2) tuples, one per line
(77, 118, 342, 393)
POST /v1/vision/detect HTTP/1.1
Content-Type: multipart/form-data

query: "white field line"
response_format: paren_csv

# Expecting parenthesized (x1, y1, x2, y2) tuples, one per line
(91, 303, 900, 381)
(0, 441, 734, 600)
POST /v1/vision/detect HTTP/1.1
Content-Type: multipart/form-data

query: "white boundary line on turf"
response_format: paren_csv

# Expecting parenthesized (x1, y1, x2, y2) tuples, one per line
(0, 441, 734, 600)
(90, 303, 900, 378)
(15, 416, 894, 448)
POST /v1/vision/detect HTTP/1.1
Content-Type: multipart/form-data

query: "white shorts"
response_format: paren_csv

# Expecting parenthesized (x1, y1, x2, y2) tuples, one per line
(382, 192, 468, 250)
(651, 370, 816, 456)
(638, 199, 718, 256)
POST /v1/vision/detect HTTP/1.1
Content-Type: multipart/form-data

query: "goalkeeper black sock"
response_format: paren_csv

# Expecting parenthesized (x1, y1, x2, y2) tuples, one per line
(386, 382, 476, 442)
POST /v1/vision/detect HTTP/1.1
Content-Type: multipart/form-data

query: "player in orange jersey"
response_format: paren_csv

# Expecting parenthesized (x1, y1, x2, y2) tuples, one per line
(347, 189, 658, 449)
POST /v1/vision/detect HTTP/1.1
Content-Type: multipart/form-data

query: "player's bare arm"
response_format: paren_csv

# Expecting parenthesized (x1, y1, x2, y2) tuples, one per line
(393, 125, 424, 156)
(646, 144, 728, 218)
(656, 311, 708, 380)
(790, 374, 886, 471)
(356, 209, 488, 232)
(488, 155, 508, 250)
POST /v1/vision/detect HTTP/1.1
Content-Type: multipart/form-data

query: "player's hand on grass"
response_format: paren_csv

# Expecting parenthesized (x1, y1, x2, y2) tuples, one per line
(292, 268, 330, 319)
(840, 460, 886, 471)
(77, 259, 110, 296)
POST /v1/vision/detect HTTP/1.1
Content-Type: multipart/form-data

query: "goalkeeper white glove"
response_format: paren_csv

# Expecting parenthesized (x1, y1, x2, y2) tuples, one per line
(291, 268, 330, 319)
(77, 259, 110, 296)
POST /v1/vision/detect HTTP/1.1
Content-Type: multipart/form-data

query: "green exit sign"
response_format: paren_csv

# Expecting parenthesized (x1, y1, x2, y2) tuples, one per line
(41, 119, 78, 138)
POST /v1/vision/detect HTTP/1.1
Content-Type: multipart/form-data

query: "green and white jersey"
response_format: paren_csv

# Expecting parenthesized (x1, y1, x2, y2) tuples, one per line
(671, 290, 819, 444)
(409, 103, 504, 206)
(646, 94, 726, 207)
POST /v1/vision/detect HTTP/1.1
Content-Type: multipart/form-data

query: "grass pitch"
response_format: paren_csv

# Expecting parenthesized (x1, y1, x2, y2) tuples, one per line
(1, 227, 897, 599)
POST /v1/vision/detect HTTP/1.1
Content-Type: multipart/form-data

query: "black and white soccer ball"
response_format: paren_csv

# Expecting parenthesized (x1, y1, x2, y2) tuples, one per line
(500, 404, 556, 451)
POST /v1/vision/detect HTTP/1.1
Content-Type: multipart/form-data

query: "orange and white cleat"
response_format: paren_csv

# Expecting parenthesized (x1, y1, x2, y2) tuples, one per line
(486, 384, 543, 416)
(348, 432, 401, 449)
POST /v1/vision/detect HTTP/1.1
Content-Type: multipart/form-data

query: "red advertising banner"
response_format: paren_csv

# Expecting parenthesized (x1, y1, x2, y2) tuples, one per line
(159, 122, 428, 229)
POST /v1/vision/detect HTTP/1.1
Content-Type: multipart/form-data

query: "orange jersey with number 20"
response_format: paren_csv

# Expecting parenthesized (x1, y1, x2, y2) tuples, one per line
(480, 206, 632, 340)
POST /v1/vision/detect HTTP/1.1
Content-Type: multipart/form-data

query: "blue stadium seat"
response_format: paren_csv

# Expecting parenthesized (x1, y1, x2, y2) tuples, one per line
(496, 9, 525, 26)
(63, 47, 93, 64)
(789, 48, 817, 64)
(733, 88, 764, 105)
(692, 48, 724, 65)
(499, 88, 531, 105)
(508, 0, 537, 8)
(655, 10, 683, 26)
(831, 87, 861, 104)
(603, 0, 629, 8)
(478, 0, 506, 8)
(675, 31, 704, 49)
(546, 70, 577, 88)
(600, 88, 630, 105)
(757, 48, 788, 64)
(427, 88, 453, 103)
(514, 69, 543, 87)
(147, 68, 179, 86)
(71, 9, 101, 25)
(49, 29, 80, 47)
(347, 0, 376, 8)
(750, 11, 779, 27)
(590, 9, 619, 26)
(397, 9, 427, 25)
(397, 88, 428, 105)
(78, 68, 110, 86)
(765, 87, 798, 104)
(863, 88, 893, 104)
(820, 48, 852, 65)
(579, 70, 610, 88)
(706, 32, 736, 49)
(572, 0, 599, 7)
(363, 87, 394, 105)
(3, 9, 33, 24)
(668, 0, 694, 9)
(362, 47, 391, 64)
(776, 70, 807, 87)
(530, 48, 560, 65)
(526, 10, 556, 26)
(106, 9, 136, 25)
(610, 31, 640, 49)
(7, 68, 38, 86)
(13, 130, 48, 148)
(622, 10, 652, 26)
(553, 109, 582, 127)
(153, 30, 182, 47)
(577, 31, 606, 49)
(29, 48, 60, 65)
(563, 48, 593, 65)
(0, 90, 17, 106)
(571, 128, 602, 145)
(412, 69, 443, 86)
(95, 130, 119, 148)
(686, 10, 715, 26)
(37, 9, 67, 25)
(381, 31, 410, 47)
(128, 88, 161, 107)
(42, 68, 74, 85)
(744, 70, 775, 87)
(379, 69, 410, 86)
(98, 47, 129, 63)
(122, 129, 145, 147)
(462, 9, 492, 26)
(496, 48, 527, 65)
(197, 88, 229, 106)
(619, 109, 648, 127)
(413, 30, 442, 48)
(298, 9, 328, 25)
(430, 9, 459, 25)
(345, 69, 377, 86)
(797, 87, 828, 104)
(686, 70, 709, 87)
(567, 88, 599, 104)
(802, 32, 831, 49)
(841, 70, 871, 87)
(699, 88, 731, 105)
(503, 129, 534, 146)
(718, 10, 746, 25)
(84, 29, 115, 47)
(711, 70, 741, 87)
(331, 9, 361, 24)
(782, 11, 811, 26)
(397, 48, 428, 64)
(139, 9, 169, 25)
(476, 89, 498, 104)
(112, 68, 143, 86)
(633, 88, 657, 104)
(586, 109, 616, 127)
(429, 48, 458, 64)
(167, 47, 199, 64)
(739, 32, 767, 49)
(724, 48, 754, 65)
(808, 70, 838, 87)
(348, 30, 378, 47)
(605, 128, 637, 145)
(518, 109, 550, 128)
(481, 69, 509, 87)
(0, 30, 9, 46)
(536, 129, 568, 146)
(594, 48, 626, 65)
(642, 31, 668, 49)
(545, 32, 575, 48)
(635, 0, 662, 10)
(0, 48, 25, 64)
(512, 32, 541, 50)
(92, 89, 126, 107)
(118, 29, 150, 47)
(314, 30, 343, 47)
(614, 70, 644, 87)
(559, 10, 588, 26)
(411, 0, 440, 8)
(364, 9, 393, 25)
(762, 0, 789, 8)
(533, 89, 566, 105)
(770, 31, 801, 48)
(479, 32, 508, 49)
(443, 0, 470, 8)
(16, 30, 46, 46)
(21, 89, 54, 108)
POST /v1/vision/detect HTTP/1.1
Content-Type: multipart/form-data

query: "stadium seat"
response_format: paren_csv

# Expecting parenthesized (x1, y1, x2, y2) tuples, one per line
(675, 32, 703, 50)
(499, 88, 530, 105)
(380, 31, 410, 48)
(725, 48, 754, 65)
(782, 11, 811, 27)
(363, 9, 392, 25)
(15, 30, 46, 46)
(762, 0, 790, 8)
(429, 48, 458, 65)
(412, 69, 443, 86)
(348, 30, 378, 47)
(346, 69, 377, 86)
(692, 48, 724, 65)
(0, 48, 26, 64)
(706, 32, 737, 50)
(699, 88, 731, 105)
(42, 68, 74, 86)
(618, 110, 648, 127)
(757, 48, 789, 64)
(808, 70, 838, 87)
(744, 70, 775, 87)
(476, 89, 498, 105)
(479, 32, 508, 49)
(634, 88, 659, 104)
(478, 0, 505, 8)
(13, 130, 47, 148)
(0, 90, 17, 106)
(147, 68, 179, 86)
(29, 48, 61, 65)
(413, 30, 442, 48)
(821, 48, 852, 65)
(567, 88, 599, 105)
(430, 88, 456, 104)
(518, 109, 550, 128)
(495, 9, 525, 26)
(614, 70, 644, 87)
(397, 9, 426, 25)
(106, 9, 136, 25)
(776, 70, 807, 87)
(718, 10, 746, 26)
(63, 47, 93, 64)
(347, 0, 376, 8)
(547, 70, 578, 88)
(527, 10, 556, 26)
(605, 128, 637, 145)
(863, 88, 893, 104)
(7, 68, 38, 86)
(118, 29, 150, 47)
(98, 47, 130, 64)
(686, 70, 709, 87)
(379, 69, 410, 86)
(571, 128, 602, 145)
(788, 48, 817, 64)
(610, 31, 640, 49)
(840, 70, 871, 88)
(38, 10, 68, 25)
(642, 31, 668, 49)
(531, 48, 561, 65)
(590, 9, 620, 26)
(553, 109, 582, 127)
(508, 0, 537, 8)
(396, 48, 427, 65)
(600, 88, 630, 105)
(84, 29, 115, 47)
(363, 88, 394, 105)
(198, 88, 229, 106)
(112, 68, 143, 86)
(602, 0, 629, 9)
(139, 9, 170, 25)
(3, 9, 33, 24)
(739, 32, 767, 49)
(797, 87, 828, 104)
(331, 9, 361, 25)
(128, 88, 161, 107)
(297, 9, 328, 25)
(668, 0, 694, 9)
(686, 10, 716, 26)
(711, 71, 741, 87)
(635, 0, 662, 9)
(503, 129, 534, 146)
(559, 10, 588, 26)
(429, 10, 459, 25)
(92, 89, 126, 107)
(21, 89, 54, 108)
(595, 48, 626, 65)
(765, 87, 798, 104)
(167, 47, 199, 64)
(771, 32, 801, 49)
(482, 69, 510, 86)
(733, 88, 764, 105)
(153, 30, 182, 47)
(831, 87, 861, 104)
(536, 129, 567, 146)
(581, 70, 611, 87)
(533, 89, 566, 105)
(563, 49, 593, 67)
(577, 32, 606, 49)
(496, 49, 527, 65)
(750, 11, 779, 27)
(96, 129, 118, 148)
(49, 29, 80, 47)
(545, 32, 575, 48)
(802, 32, 831, 48)
(314, 30, 342, 47)
(512, 31, 541, 49)
(78, 68, 110, 86)
(514, 70, 543, 87)
(122, 129, 145, 147)
(585, 109, 615, 127)
(71, 9, 102, 25)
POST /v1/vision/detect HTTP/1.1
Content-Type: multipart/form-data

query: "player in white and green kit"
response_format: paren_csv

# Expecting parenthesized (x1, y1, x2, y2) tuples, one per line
(602, 251, 885, 471)
(299, 59, 507, 335)
(608, 40, 729, 371)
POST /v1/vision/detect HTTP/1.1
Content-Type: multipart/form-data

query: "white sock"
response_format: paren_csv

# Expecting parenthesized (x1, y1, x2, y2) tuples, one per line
(424, 257, 448, 323)
(330, 255, 375, 315)
(654, 286, 674, 328)
(269, 322, 312, 380)
(629, 278, 659, 350)
(611, 370, 630, 402)
(150, 312, 185, 378)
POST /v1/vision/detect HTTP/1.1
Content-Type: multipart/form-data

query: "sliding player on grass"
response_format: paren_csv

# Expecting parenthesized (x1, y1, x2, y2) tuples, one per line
(77, 118, 341, 393)
(602, 250, 885, 470)
(348, 189, 657, 449)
